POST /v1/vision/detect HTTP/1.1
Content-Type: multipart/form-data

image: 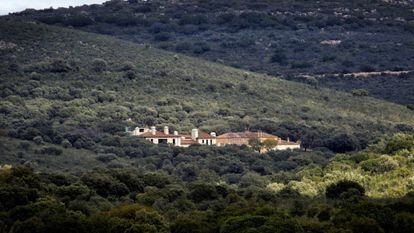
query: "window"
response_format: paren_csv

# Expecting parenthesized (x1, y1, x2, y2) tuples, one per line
(150, 139, 153, 142)
(202, 140, 205, 144)
(159, 139, 168, 144)
(139, 128, 144, 132)
(172, 139, 176, 144)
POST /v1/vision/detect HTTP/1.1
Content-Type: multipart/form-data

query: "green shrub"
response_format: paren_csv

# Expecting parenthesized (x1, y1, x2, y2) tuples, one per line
(124, 70, 136, 80)
(270, 51, 287, 65)
(188, 183, 218, 203)
(384, 133, 414, 154)
(32, 136, 44, 145)
(360, 156, 398, 173)
(39, 146, 63, 156)
(351, 89, 369, 96)
(91, 58, 108, 72)
(179, 14, 208, 25)
(326, 180, 365, 199)
(61, 139, 72, 148)
(153, 33, 170, 41)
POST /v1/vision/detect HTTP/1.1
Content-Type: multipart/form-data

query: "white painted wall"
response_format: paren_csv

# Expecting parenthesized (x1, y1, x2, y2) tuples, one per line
(197, 139, 216, 145)
(131, 127, 150, 136)
(145, 137, 181, 146)
(275, 144, 300, 150)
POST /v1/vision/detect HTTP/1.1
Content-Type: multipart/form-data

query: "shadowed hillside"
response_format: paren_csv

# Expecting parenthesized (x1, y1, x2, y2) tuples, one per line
(6, 0, 414, 105)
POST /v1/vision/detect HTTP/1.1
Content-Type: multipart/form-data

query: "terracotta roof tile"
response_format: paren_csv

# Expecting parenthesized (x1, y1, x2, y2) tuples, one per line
(217, 131, 278, 139)
(181, 139, 197, 145)
(197, 131, 215, 139)
(137, 131, 181, 138)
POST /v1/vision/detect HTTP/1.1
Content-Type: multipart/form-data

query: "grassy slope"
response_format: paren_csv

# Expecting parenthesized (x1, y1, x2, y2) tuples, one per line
(0, 19, 413, 141)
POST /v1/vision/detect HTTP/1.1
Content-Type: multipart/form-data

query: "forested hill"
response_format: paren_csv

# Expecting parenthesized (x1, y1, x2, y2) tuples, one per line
(0, 19, 413, 154)
(0, 131, 413, 232)
(5, 0, 414, 105)
(0, 18, 413, 229)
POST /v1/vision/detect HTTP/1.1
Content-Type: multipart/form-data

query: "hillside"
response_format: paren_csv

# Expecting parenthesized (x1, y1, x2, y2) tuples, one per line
(6, 0, 414, 105)
(317, 72, 414, 107)
(1, 17, 414, 233)
(287, 71, 414, 107)
(268, 133, 414, 198)
(0, 130, 413, 233)
(1, 19, 413, 153)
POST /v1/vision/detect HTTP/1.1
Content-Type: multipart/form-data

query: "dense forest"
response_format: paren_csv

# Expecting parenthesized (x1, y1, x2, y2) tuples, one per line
(1, 134, 414, 233)
(6, 0, 414, 105)
(1, 1, 414, 232)
(287, 72, 414, 107)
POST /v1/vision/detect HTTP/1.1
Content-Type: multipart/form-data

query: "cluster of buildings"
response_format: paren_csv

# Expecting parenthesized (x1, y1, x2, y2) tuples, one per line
(127, 126, 300, 151)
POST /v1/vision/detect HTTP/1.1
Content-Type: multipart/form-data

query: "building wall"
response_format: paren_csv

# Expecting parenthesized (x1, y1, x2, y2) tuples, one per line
(131, 127, 150, 136)
(216, 137, 277, 146)
(259, 138, 278, 143)
(275, 144, 300, 150)
(145, 137, 181, 146)
(197, 139, 217, 145)
(216, 138, 249, 146)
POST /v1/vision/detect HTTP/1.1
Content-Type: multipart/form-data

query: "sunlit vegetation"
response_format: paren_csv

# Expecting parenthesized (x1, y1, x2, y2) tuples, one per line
(0, 134, 414, 233)
(267, 133, 414, 198)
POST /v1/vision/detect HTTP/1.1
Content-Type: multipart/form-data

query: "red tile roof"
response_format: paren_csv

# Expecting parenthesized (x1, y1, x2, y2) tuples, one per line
(181, 139, 197, 145)
(197, 131, 215, 139)
(137, 131, 182, 138)
(217, 131, 279, 139)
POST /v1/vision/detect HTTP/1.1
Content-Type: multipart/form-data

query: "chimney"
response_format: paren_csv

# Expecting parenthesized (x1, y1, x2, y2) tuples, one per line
(210, 132, 216, 137)
(191, 128, 199, 140)
(174, 131, 179, 136)
(287, 137, 290, 142)
(164, 126, 169, 135)
(151, 126, 156, 135)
